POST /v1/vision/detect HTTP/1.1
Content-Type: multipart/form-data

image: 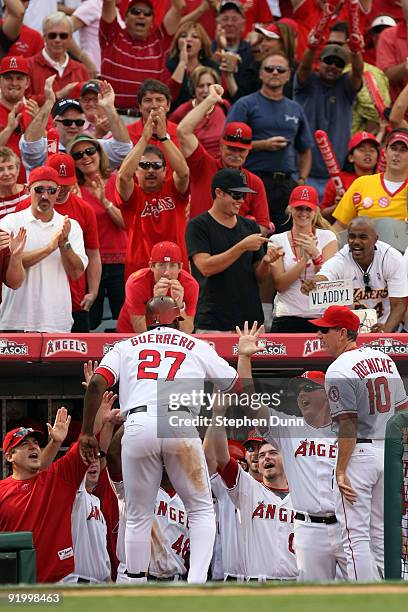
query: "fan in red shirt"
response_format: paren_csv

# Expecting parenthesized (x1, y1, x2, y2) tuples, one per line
(177, 83, 270, 233)
(0, 424, 87, 583)
(27, 12, 89, 101)
(115, 106, 190, 280)
(0, 55, 39, 184)
(320, 131, 379, 222)
(100, 0, 183, 110)
(117, 241, 199, 333)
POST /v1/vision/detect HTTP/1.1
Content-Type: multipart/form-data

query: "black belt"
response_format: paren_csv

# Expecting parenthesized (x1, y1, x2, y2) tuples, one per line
(356, 438, 372, 443)
(76, 577, 90, 583)
(295, 512, 337, 524)
(128, 405, 191, 416)
(147, 574, 184, 582)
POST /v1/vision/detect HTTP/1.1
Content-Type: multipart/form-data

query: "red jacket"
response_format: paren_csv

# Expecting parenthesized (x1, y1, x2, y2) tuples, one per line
(27, 52, 89, 101)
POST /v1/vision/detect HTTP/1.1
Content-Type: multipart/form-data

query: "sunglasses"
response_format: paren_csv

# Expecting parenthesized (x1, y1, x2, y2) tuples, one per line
(363, 271, 371, 292)
(71, 146, 98, 161)
(223, 134, 252, 145)
(55, 118, 86, 127)
(33, 186, 58, 195)
(317, 327, 341, 334)
(299, 383, 323, 393)
(263, 65, 288, 74)
(47, 32, 69, 40)
(139, 160, 164, 170)
(5, 427, 36, 453)
(227, 190, 246, 200)
(322, 57, 345, 69)
(129, 6, 153, 16)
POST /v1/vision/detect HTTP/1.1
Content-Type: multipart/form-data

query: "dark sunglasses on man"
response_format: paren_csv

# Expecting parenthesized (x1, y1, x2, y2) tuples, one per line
(33, 186, 58, 195)
(263, 65, 288, 74)
(129, 6, 153, 17)
(322, 57, 345, 69)
(139, 161, 164, 170)
(47, 32, 69, 40)
(55, 119, 86, 128)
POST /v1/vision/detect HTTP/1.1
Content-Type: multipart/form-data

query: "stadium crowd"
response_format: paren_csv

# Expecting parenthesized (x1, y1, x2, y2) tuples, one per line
(0, 0, 408, 586)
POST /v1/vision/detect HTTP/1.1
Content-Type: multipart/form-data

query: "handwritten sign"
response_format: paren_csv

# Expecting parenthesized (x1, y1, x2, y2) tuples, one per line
(309, 279, 353, 310)
(353, 309, 378, 333)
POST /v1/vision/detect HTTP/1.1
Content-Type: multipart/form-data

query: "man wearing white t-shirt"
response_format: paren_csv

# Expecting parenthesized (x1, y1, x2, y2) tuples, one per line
(302, 217, 407, 332)
(0, 165, 88, 332)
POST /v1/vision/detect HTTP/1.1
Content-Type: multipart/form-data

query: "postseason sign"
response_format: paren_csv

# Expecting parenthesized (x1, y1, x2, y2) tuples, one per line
(309, 279, 353, 310)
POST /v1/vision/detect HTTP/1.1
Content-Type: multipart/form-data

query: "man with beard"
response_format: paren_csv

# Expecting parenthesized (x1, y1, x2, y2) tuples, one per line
(301, 217, 407, 333)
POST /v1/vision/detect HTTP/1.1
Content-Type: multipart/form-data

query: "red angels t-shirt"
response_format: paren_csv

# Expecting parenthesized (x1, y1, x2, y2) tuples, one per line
(320, 170, 357, 211)
(2, 22, 44, 57)
(187, 143, 270, 226)
(116, 267, 199, 332)
(127, 121, 180, 180)
(0, 443, 87, 583)
(17, 192, 100, 311)
(115, 178, 190, 279)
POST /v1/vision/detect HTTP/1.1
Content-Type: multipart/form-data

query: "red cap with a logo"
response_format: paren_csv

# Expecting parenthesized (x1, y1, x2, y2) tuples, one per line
(2, 427, 43, 454)
(255, 23, 281, 39)
(289, 185, 319, 210)
(221, 122, 252, 150)
(46, 153, 76, 186)
(228, 439, 246, 461)
(309, 305, 360, 332)
(348, 131, 379, 153)
(387, 130, 408, 149)
(243, 429, 265, 448)
(299, 371, 325, 386)
(150, 241, 182, 264)
(0, 55, 29, 75)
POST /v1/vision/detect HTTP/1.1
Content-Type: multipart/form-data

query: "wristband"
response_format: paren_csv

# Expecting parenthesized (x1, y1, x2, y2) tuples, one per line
(312, 254, 323, 266)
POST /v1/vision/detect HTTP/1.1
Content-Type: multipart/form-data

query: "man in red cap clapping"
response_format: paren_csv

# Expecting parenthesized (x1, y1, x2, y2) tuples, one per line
(0, 165, 88, 332)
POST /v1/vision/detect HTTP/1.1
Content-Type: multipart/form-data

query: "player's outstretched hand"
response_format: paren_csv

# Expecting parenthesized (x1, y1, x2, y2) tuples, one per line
(79, 433, 100, 464)
(236, 321, 265, 357)
(82, 360, 99, 389)
(336, 471, 357, 504)
(46, 407, 71, 445)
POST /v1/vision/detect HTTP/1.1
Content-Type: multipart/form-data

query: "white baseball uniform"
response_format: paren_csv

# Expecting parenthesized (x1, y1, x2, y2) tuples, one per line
(263, 413, 347, 581)
(326, 346, 408, 581)
(210, 473, 245, 580)
(318, 241, 408, 325)
(95, 326, 238, 583)
(149, 487, 189, 579)
(218, 458, 298, 581)
(63, 477, 111, 583)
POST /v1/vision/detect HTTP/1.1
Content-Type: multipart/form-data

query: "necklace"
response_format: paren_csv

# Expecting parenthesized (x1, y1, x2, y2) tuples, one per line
(354, 259, 374, 292)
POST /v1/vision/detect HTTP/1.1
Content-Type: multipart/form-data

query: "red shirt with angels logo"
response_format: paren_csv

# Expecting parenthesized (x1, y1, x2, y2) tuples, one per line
(115, 178, 189, 279)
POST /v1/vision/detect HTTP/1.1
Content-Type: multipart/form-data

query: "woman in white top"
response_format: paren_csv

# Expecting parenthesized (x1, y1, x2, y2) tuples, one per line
(269, 185, 338, 333)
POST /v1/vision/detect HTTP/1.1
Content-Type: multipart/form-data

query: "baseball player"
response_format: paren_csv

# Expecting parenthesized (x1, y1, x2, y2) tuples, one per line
(309, 305, 408, 581)
(206, 440, 247, 581)
(80, 296, 239, 583)
(205, 396, 297, 581)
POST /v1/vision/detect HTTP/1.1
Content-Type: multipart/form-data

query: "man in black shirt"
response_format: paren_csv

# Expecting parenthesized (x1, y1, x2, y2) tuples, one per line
(186, 168, 282, 331)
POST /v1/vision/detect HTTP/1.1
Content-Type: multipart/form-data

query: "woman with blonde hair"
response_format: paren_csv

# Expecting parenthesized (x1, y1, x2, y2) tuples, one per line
(166, 21, 219, 111)
(68, 133, 127, 330)
(269, 185, 338, 333)
(169, 66, 230, 158)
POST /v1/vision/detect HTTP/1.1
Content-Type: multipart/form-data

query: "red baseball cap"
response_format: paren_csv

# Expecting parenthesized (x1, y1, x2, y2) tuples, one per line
(0, 55, 29, 76)
(28, 166, 60, 187)
(298, 371, 325, 386)
(228, 439, 246, 461)
(255, 23, 281, 39)
(243, 429, 265, 448)
(221, 122, 252, 150)
(348, 131, 379, 153)
(126, 0, 153, 11)
(46, 153, 76, 186)
(278, 18, 299, 36)
(289, 185, 319, 210)
(309, 305, 360, 332)
(150, 241, 182, 264)
(387, 130, 408, 148)
(2, 427, 43, 454)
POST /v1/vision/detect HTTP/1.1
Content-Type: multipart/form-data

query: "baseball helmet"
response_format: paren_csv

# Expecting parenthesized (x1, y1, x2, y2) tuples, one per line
(228, 439, 246, 461)
(145, 296, 184, 328)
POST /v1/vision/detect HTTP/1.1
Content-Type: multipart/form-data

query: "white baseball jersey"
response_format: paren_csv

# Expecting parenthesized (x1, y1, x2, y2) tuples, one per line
(96, 327, 238, 417)
(211, 473, 245, 578)
(318, 241, 407, 325)
(264, 414, 337, 515)
(219, 459, 298, 580)
(0, 208, 88, 332)
(69, 477, 111, 582)
(149, 487, 189, 578)
(326, 347, 408, 439)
